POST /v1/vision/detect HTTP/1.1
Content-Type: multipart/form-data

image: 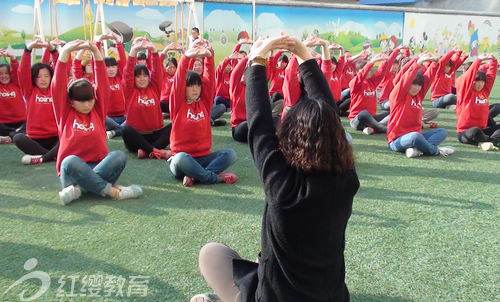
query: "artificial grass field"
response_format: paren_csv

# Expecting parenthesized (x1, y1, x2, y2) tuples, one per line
(0, 81, 499, 302)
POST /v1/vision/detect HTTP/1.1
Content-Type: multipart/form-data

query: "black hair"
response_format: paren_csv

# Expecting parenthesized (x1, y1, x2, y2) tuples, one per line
(68, 79, 94, 102)
(31, 63, 53, 87)
(134, 64, 150, 77)
(355, 60, 367, 71)
(412, 72, 424, 86)
(186, 70, 202, 87)
(104, 56, 118, 67)
(279, 54, 289, 63)
(475, 70, 486, 82)
(0, 63, 10, 74)
(166, 57, 178, 68)
(192, 27, 200, 34)
(136, 52, 147, 61)
(239, 50, 247, 56)
(331, 56, 338, 65)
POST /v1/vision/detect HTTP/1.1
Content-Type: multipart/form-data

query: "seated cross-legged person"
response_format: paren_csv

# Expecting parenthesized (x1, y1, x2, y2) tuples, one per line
(168, 39, 237, 186)
(121, 38, 172, 159)
(387, 53, 455, 158)
(456, 53, 499, 151)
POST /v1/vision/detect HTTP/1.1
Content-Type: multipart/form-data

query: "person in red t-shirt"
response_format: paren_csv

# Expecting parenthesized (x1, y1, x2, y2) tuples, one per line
(168, 39, 237, 187)
(159, 42, 184, 117)
(229, 53, 249, 142)
(267, 49, 288, 103)
(53, 40, 142, 205)
(338, 49, 370, 116)
(13, 39, 59, 165)
(121, 38, 172, 160)
(456, 54, 499, 150)
(72, 48, 94, 83)
(377, 46, 409, 111)
(349, 49, 399, 135)
(387, 53, 455, 158)
(429, 48, 466, 109)
(0, 49, 26, 143)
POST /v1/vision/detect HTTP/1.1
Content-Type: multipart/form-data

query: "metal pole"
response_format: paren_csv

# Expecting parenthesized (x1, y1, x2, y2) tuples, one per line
(252, 0, 256, 40)
(204, 0, 500, 17)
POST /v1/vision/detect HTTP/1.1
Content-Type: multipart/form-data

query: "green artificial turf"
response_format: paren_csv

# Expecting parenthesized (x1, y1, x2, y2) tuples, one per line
(0, 81, 499, 302)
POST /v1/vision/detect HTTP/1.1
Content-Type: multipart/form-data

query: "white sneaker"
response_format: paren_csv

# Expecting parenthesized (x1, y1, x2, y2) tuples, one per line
(106, 130, 116, 139)
(116, 185, 143, 200)
(0, 136, 12, 144)
(406, 148, 423, 158)
(21, 154, 43, 165)
(362, 127, 375, 135)
(59, 185, 82, 205)
(190, 293, 221, 302)
(445, 105, 456, 110)
(438, 146, 455, 157)
(478, 142, 497, 151)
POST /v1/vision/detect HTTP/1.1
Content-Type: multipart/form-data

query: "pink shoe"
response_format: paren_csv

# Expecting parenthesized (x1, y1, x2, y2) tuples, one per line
(149, 148, 172, 160)
(183, 176, 195, 187)
(218, 173, 237, 184)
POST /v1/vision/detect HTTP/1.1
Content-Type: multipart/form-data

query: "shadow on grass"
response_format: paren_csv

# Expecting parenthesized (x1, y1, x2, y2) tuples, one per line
(356, 186, 493, 210)
(350, 210, 408, 228)
(357, 161, 499, 185)
(351, 293, 414, 301)
(0, 241, 183, 301)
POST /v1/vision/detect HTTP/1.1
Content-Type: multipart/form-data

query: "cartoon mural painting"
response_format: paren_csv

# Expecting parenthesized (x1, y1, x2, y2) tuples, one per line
(469, 20, 479, 56)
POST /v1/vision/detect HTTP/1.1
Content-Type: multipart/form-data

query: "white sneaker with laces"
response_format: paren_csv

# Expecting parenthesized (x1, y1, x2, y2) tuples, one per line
(106, 130, 116, 139)
(190, 293, 221, 302)
(116, 185, 143, 200)
(406, 148, 423, 158)
(438, 146, 455, 157)
(59, 185, 82, 205)
(362, 127, 375, 135)
(478, 142, 496, 151)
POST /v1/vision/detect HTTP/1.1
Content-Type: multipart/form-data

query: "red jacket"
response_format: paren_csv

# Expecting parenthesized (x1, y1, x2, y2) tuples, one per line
(282, 55, 301, 120)
(456, 58, 498, 133)
(72, 58, 95, 84)
(0, 59, 26, 124)
(229, 57, 248, 127)
(322, 56, 345, 101)
(348, 49, 399, 120)
(169, 55, 215, 157)
(102, 42, 126, 117)
(18, 50, 58, 139)
(387, 61, 437, 143)
(51, 60, 110, 175)
(341, 57, 356, 90)
(215, 58, 231, 100)
(123, 53, 164, 132)
(430, 50, 460, 100)
(267, 50, 286, 96)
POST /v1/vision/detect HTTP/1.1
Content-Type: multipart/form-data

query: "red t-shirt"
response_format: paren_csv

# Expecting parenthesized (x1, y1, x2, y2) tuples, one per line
(229, 57, 248, 127)
(0, 59, 26, 124)
(18, 50, 58, 139)
(169, 55, 215, 157)
(341, 58, 356, 90)
(387, 62, 436, 143)
(456, 58, 498, 133)
(122, 53, 164, 132)
(267, 50, 286, 96)
(51, 60, 110, 175)
(282, 55, 301, 120)
(322, 56, 345, 102)
(104, 42, 126, 117)
(160, 72, 175, 103)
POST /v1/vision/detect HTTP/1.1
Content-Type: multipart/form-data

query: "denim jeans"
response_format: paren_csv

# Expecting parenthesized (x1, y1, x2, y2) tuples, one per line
(168, 149, 237, 184)
(60, 150, 127, 196)
(389, 128, 448, 155)
(105, 115, 126, 136)
(214, 96, 231, 111)
(211, 104, 226, 121)
(431, 94, 456, 108)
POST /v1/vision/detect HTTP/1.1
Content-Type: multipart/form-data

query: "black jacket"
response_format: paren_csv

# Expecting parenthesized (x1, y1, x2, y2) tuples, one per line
(234, 59, 360, 302)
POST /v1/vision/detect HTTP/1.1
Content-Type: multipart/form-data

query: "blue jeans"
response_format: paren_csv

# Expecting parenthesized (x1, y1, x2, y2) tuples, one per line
(388, 128, 447, 155)
(214, 96, 231, 111)
(380, 100, 390, 111)
(105, 115, 126, 136)
(432, 94, 456, 108)
(169, 149, 237, 184)
(60, 150, 127, 196)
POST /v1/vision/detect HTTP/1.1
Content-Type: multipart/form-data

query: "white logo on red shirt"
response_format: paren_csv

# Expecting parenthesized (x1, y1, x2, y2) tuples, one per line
(474, 97, 488, 104)
(72, 119, 95, 132)
(224, 80, 230, 85)
(35, 95, 53, 103)
(330, 76, 339, 82)
(363, 90, 376, 97)
(444, 73, 452, 79)
(411, 98, 422, 108)
(186, 108, 205, 121)
(346, 70, 355, 75)
(278, 73, 285, 79)
(0, 91, 16, 98)
(138, 96, 155, 106)
(109, 83, 120, 91)
(168, 78, 175, 83)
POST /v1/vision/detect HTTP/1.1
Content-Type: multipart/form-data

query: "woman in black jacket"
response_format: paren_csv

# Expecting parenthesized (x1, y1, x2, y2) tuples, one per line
(191, 36, 359, 302)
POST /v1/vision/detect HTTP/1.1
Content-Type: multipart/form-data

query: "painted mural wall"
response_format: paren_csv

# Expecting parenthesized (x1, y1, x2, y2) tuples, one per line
(1, 0, 499, 64)
(404, 13, 500, 57)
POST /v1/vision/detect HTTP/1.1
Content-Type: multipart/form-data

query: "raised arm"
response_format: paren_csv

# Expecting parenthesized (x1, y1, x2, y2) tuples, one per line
(369, 48, 398, 86)
(72, 50, 86, 80)
(457, 57, 483, 103)
(201, 52, 215, 108)
(230, 56, 248, 101)
(483, 56, 498, 96)
(18, 40, 43, 98)
(283, 54, 301, 109)
(169, 54, 190, 116)
(4, 51, 20, 86)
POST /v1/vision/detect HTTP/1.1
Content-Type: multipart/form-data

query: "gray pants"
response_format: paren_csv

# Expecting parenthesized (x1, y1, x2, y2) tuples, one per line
(431, 94, 456, 108)
(199, 242, 242, 302)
